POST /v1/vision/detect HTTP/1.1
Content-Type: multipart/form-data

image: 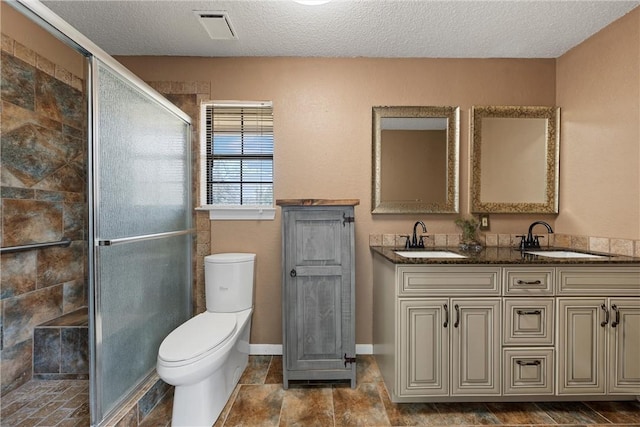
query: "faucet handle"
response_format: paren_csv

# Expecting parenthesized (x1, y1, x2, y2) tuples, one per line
(418, 235, 426, 248)
(516, 235, 527, 250)
(401, 235, 411, 249)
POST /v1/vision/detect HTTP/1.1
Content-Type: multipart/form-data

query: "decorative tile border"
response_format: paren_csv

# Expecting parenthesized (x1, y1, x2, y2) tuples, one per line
(1, 33, 84, 92)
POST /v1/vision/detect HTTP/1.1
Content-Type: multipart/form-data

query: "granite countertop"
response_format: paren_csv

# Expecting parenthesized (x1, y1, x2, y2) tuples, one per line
(370, 246, 640, 265)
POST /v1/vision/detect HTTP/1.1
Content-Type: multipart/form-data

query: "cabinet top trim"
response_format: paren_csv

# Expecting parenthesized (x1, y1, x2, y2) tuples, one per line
(277, 199, 360, 207)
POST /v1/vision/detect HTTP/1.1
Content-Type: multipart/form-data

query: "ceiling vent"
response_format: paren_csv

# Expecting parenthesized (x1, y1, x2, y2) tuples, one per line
(194, 11, 237, 40)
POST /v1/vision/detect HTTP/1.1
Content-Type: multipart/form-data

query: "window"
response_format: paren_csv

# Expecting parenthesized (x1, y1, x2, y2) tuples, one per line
(200, 101, 275, 220)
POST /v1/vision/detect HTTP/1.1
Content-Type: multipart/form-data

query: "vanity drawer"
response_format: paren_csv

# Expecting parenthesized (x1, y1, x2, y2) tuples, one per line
(557, 267, 640, 296)
(503, 298, 554, 345)
(398, 266, 500, 296)
(503, 267, 554, 295)
(503, 348, 554, 395)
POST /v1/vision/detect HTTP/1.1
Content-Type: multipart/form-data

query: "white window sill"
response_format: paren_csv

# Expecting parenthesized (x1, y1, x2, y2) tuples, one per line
(196, 206, 276, 221)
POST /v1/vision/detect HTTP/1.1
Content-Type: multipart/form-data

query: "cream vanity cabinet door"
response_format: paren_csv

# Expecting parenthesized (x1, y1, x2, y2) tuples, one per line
(280, 203, 357, 389)
(398, 298, 450, 396)
(450, 298, 502, 395)
(557, 298, 607, 395)
(607, 298, 640, 394)
(557, 266, 640, 396)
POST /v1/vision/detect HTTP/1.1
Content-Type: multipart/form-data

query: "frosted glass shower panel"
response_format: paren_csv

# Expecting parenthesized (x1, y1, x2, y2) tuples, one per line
(97, 63, 190, 239)
(97, 235, 190, 416)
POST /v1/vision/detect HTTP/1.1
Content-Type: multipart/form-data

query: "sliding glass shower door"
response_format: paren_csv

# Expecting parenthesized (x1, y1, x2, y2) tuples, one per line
(90, 59, 192, 424)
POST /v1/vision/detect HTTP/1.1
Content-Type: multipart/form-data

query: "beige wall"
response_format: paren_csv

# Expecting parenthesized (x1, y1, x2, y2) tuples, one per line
(556, 7, 640, 240)
(1, 2, 85, 78)
(117, 55, 557, 344)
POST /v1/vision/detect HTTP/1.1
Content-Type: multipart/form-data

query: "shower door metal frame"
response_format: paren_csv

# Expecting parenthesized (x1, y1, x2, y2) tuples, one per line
(89, 56, 193, 427)
(9, 2, 194, 425)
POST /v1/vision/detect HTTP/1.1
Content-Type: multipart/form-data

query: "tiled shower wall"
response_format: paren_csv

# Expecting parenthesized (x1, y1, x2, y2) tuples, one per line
(0, 34, 87, 395)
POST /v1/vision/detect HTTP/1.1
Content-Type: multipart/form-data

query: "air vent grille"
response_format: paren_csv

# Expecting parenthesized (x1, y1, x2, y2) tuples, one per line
(194, 11, 237, 40)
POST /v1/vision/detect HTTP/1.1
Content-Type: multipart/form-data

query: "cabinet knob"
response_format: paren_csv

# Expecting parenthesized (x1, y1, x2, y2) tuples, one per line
(290, 269, 297, 278)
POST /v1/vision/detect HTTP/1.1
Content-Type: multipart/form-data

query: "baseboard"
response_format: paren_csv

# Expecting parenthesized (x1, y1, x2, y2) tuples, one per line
(249, 344, 282, 355)
(249, 344, 373, 355)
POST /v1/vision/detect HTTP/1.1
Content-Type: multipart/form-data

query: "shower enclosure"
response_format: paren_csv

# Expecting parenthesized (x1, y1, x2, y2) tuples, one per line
(2, 1, 193, 425)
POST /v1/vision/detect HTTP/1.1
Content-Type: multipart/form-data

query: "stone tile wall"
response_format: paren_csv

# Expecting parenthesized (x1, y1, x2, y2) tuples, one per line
(0, 34, 87, 395)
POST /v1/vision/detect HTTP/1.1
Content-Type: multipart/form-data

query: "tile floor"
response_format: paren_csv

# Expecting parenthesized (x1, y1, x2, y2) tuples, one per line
(148, 355, 640, 427)
(3, 355, 640, 427)
(0, 379, 89, 426)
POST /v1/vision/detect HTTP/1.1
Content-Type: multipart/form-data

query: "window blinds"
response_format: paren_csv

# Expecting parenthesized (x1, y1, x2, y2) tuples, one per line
(205, 102, 274, 206)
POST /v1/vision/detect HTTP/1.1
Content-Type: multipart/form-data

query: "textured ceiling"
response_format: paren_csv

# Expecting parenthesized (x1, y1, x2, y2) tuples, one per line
(40, 0, 640, 58)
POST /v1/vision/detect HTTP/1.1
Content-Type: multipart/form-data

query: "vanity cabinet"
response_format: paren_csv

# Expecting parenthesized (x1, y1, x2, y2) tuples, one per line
(399, 297, 501, 397)
(372, 253, 640, 403)
(278, 200, 358, 389)
(556, 267, 640, 396)
(375, 263, 502, 400)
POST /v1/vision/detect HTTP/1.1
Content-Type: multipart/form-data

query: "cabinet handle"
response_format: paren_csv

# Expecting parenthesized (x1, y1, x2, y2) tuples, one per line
(443, 304, 449, 328)
(516, 280, 542, 285)
(516, 309, 541, 316)
(611, 304, 620, 328)
(600, 303, 609, 327)
(516, 359, 541, 366)
(454, 304, 460, 328)
(290, 269, 297, 278)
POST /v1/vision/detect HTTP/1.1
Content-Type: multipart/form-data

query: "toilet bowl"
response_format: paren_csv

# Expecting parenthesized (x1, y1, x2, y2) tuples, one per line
(157, 253, 255, 427)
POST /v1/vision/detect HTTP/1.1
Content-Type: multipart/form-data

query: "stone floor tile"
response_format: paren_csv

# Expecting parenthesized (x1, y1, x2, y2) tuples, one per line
(485, 402, 556, 425)
(356, 355, 383, 384)
(377, 381, 445, 426)
(265, 355, 284, 384)
(279, 387, 334, 427)
(239, 355, 272, 384)
(333, 382, 390, 426)
(584, 401, 640, 424)
(223, 384, 285, 427)
(536, 401, 610, 424)
(435, 402, 501, 425)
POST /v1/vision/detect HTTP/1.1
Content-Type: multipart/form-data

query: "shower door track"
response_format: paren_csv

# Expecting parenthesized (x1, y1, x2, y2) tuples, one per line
(97, 229, 196, 246)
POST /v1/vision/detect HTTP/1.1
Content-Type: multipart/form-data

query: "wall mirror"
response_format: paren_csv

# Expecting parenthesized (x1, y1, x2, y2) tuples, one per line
(470, 106, 560, 213)
(372, 106, 459, 214)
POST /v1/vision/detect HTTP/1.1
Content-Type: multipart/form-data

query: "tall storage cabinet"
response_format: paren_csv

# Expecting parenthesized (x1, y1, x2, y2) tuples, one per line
(277, 199, 359, 389)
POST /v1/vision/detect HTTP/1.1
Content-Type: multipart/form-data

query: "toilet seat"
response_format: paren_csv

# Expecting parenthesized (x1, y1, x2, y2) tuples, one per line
(158, 312, 237, 366)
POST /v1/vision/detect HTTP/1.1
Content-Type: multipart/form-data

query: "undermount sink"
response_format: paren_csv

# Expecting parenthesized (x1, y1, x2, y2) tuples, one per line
(394, 250, 467, 259)
(524, 250, 606, 259)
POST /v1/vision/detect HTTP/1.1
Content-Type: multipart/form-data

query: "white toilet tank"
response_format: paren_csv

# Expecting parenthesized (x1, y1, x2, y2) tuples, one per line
(205, 253, 255, 313)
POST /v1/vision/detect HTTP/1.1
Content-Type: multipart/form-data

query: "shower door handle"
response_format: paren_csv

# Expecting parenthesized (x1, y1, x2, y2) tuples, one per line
(98, 229, 195, 246)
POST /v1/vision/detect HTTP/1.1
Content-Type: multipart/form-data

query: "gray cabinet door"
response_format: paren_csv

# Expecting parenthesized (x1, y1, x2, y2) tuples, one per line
(282, 206, 355, 387)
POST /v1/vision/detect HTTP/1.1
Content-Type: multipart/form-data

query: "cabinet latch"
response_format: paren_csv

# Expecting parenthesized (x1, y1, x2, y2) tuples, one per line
(342, 213, 354, 227)
(343, 353, 356, 367)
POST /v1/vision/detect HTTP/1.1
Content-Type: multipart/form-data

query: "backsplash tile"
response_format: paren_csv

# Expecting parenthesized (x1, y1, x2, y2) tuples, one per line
(369, 231, 640, 258)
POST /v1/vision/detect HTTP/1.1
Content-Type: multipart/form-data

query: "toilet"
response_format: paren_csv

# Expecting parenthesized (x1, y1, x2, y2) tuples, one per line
(157, 253, 255, 427)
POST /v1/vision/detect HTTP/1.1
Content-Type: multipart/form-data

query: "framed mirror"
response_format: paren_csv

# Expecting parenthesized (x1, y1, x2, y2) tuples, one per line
(470, 106, 560, 213)
(372, 106, 459, 214)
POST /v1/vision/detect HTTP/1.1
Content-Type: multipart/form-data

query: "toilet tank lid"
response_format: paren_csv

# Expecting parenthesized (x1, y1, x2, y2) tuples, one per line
(205, 253, 256, 263)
